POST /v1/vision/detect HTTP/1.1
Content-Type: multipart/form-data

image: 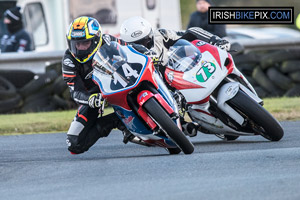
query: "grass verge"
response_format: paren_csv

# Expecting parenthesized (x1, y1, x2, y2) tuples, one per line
(0, 97, 299, 135)
(262, 97, 300, 121)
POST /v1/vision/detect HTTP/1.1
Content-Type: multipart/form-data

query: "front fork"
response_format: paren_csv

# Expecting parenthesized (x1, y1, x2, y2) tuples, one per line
(216, 82, 263, 126)
(136, 90, 180, 131)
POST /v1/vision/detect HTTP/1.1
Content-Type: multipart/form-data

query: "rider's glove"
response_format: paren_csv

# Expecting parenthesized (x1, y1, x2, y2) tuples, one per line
(88, 93, 103, 108)
(151, 56, 160, 66)
(145, 50, 161, 66)
(209, 36, 231, 51)
(145, 49, 157, 58)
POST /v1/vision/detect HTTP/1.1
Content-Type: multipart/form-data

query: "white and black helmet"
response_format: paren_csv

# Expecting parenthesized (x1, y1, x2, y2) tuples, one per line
(120, 16, 154, 49)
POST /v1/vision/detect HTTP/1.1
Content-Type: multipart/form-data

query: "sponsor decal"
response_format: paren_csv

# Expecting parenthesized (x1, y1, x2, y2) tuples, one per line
(167, 71, 174, 82)
(196, 61, 216, 82)
(196, 41, 206, 46)
(66, 139, 71, 147)
(131, 30, 143, 38)
(124, 116, 134, 125)
(88, 19, 99, 35)
(103, 35, 111, 45)
(85, 70, 94, 79)
(139, 91, 148, 101)
(63, 58, 75, 68)
(116, 110, 125, 118)
(226, 86, 234, 95)
(71, 31, 85, 37)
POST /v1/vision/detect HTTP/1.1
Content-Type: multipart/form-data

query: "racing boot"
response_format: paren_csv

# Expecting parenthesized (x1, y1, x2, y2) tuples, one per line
(114, 119, 136, 144)
(66, 134, 84, 154)
(108, 114, 136, 144)
(83, 113, 121, 148)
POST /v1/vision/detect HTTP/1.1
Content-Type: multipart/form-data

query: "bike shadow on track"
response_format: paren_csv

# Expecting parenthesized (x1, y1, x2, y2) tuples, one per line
(192, 139, 272, 146)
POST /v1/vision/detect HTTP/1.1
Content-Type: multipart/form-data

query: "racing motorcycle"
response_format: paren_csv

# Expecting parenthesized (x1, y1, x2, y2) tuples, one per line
(164, 39, 284, 141)
(92, 41, 194, 154)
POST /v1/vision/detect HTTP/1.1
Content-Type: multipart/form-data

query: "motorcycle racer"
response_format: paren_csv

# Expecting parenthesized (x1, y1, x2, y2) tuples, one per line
(120, 16, 230, 67)
(62, 16, 127, 154)
(120, 16, 231, 136)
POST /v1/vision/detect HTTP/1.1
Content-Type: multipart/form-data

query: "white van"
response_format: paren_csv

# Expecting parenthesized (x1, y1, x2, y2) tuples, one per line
(1, 0, 182, 52)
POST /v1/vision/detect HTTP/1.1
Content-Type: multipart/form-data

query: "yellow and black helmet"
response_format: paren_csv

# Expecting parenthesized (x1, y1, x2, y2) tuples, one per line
(67, 16, 103, 63)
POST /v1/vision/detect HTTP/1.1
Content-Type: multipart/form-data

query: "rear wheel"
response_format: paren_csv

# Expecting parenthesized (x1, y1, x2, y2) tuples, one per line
(228, 90, 284, 141)
(143, 97, 194, 154)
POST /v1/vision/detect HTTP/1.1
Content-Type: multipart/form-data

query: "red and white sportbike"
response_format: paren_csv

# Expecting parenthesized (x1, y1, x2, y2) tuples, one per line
(164, 39, 284, 141)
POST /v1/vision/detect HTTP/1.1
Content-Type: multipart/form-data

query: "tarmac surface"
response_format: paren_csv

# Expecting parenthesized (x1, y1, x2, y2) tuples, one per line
(1, 121, 299, 200)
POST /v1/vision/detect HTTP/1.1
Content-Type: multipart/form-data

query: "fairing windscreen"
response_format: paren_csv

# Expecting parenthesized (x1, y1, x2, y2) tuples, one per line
(167, 39, 202, 72)
(92, 42, 148, 93)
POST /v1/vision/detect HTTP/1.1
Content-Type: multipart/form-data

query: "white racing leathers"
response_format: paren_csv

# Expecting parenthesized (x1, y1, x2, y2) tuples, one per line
(151, 27, 219, 65)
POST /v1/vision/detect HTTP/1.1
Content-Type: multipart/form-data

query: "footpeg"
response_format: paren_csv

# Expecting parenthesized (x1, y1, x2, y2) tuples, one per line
(123, 129, 135, 144)
(122, 129, 152, 147)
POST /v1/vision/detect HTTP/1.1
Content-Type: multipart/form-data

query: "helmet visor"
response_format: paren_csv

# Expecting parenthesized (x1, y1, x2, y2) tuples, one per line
(69, 38, 95, 60)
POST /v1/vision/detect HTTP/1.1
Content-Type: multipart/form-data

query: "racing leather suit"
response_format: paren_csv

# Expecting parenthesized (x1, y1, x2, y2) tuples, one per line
(151, 27, 230, 66)
(62, 34, 126, 154)
(131, 27, 229, 80)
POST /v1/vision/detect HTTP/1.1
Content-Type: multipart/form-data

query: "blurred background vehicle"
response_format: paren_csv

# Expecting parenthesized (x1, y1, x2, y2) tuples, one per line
(226, 27, 300, 40)
(0, 0, 182, 113)
(0, 0, 181, 52)
(0, 0, 300, 114)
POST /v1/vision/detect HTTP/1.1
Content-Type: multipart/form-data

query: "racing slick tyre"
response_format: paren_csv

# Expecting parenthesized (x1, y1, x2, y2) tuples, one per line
(143, 97, 194, 154)
(166, 147, 181, 154)
(228, 90, 284, 141)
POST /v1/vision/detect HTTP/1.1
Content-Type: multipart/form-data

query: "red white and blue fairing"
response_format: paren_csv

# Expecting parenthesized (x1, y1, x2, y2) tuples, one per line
(92, 42, 180, 148)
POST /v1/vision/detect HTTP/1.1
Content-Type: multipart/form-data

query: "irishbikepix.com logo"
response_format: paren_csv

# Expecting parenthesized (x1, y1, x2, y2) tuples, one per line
(209, 7, 294, 24)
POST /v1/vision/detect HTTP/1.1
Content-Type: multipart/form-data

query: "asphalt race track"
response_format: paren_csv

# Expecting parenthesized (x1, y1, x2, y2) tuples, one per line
(1, 121, 300, 200)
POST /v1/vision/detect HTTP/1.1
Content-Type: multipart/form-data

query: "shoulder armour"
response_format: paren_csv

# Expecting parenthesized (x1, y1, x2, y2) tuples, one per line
(102, 34, 111, 45)
(157, 29, 169, 40)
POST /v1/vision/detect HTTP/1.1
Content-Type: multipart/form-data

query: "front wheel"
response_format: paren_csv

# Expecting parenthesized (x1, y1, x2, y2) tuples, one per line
(166, 147, 181, 154)
(228, 90, 284, 141)
(143, 97, 194, 154)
